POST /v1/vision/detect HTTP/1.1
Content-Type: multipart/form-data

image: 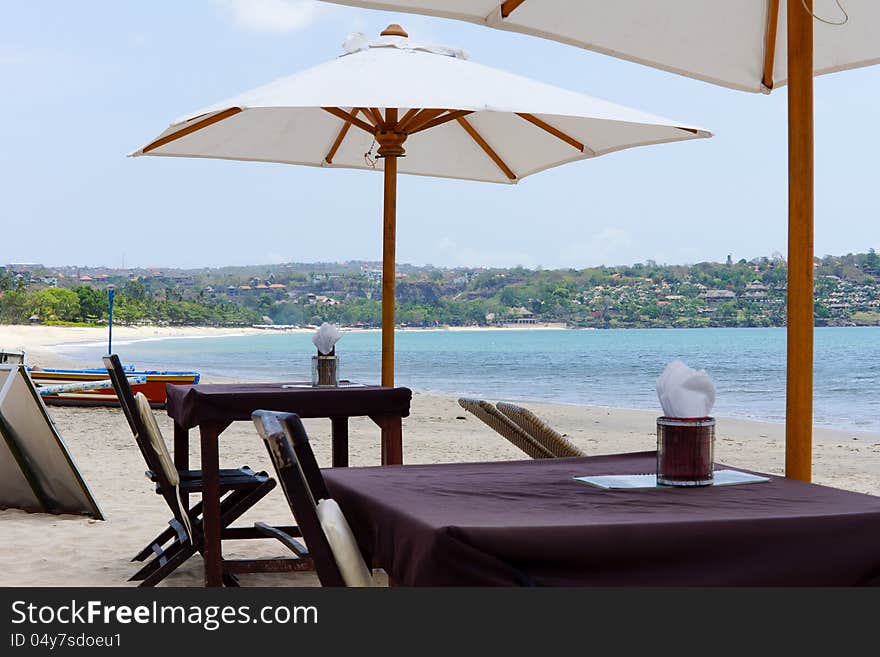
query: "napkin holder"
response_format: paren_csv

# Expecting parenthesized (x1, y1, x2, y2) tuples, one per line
(311, 349, 339, 387)
(656, 416, 715, 486)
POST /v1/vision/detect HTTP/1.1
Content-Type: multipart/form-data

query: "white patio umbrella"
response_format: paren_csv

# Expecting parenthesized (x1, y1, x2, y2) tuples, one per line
(326, 1, 880, 480)
(324, 1, 877, 92)
(133, 25, 710, 387)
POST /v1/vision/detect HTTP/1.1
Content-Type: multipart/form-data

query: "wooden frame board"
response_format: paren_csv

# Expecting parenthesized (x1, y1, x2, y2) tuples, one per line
(0, 365, 103, 519)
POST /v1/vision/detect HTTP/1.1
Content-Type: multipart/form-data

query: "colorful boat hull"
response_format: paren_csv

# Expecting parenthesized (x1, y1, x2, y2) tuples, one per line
(30, 368, 200, 408)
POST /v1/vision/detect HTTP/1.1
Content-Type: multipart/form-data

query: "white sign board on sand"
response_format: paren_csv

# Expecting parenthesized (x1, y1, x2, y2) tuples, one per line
(0, 365, 103, 519)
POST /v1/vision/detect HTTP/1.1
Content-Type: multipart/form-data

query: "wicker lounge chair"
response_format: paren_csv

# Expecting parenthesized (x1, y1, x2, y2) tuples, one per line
(496, 402, 585, 458)
(457, 397, 553, 459)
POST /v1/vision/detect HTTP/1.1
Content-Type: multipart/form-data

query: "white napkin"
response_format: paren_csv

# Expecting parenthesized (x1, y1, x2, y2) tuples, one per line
(656, 360, 716, 418)
(312, 323, 342, 355)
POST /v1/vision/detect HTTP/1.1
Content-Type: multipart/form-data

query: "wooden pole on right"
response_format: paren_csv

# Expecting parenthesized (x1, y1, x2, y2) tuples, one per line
(785, 0, 814, 481)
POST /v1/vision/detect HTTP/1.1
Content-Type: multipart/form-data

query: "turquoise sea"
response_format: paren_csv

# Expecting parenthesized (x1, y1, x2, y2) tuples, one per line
(57, 327, 880, 433)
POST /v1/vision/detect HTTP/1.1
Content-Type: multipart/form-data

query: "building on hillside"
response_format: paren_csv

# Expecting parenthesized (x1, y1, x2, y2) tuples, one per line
(503, 306, 537, 325)
(361, 266, 383, 283)
(305, 293, 340, 306)
(743, 291, 768, 301)
(701, 289, 737, 303)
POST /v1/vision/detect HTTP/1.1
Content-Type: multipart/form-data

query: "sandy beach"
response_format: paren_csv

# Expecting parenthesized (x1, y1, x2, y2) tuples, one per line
(1, 324, 878, 587)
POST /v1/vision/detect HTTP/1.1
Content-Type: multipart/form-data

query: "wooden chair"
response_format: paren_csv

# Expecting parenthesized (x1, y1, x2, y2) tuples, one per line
(457, 397, 553, 459)
(103, 355, 286, 586)
(496, 402, 585, 458)
(252, 410, 374, 587)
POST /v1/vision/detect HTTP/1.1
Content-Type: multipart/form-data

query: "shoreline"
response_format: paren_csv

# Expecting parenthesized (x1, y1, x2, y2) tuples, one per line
(3, 323, 878, 440)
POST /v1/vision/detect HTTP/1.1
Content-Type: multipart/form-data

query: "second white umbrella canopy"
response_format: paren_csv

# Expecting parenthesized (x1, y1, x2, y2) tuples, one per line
(133, 25, 710, 387)
(322, 0, 879, 92)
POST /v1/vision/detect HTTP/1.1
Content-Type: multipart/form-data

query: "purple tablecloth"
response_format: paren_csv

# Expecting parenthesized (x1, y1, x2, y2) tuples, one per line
(165, 382, 412, 429)
(323, 451, 880, 586)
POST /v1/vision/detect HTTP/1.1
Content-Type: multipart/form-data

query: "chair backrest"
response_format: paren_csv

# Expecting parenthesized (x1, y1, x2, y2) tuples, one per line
(134, 392, 192, 541)
(457, 398, 553, 459)
(103, 354, 153, 466)
(103, 355, 192, 541)
(496, 402, 585, 458)
(252, 410, 348, 587)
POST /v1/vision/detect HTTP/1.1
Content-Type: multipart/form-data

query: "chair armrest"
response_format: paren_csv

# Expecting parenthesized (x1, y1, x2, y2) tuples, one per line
(254, 522, 309, 558)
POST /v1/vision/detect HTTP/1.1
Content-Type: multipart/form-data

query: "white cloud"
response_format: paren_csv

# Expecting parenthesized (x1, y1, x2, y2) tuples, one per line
(589, 227, 633, 256)
(557, 227, 634, 267)
(217, 0, 326, 33)
(436, 236, 540, 269)
(0, 54, 25, 65)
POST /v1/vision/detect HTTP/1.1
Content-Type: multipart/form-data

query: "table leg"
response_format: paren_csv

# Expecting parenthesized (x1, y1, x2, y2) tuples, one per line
(330, 417, 349, 468)
(370, 414, 403, 465)
(199, 422, 223, 587)
(173, 422, 189, 508)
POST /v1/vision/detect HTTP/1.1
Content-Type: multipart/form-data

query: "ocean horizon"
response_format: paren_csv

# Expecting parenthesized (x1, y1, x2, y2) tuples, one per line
(55, 326, 880, 434)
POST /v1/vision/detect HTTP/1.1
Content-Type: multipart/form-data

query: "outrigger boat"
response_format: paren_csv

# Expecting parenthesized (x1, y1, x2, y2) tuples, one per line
(5, 288, 200, 407)
(29, 367, 199, 408)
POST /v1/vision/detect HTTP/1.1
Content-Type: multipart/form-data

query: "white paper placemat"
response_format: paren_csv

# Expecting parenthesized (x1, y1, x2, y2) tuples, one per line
(573, 469, 770, 490)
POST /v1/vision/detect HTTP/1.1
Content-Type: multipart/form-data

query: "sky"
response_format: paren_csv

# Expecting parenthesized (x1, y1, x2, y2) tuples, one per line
(1, 0, 878, 270)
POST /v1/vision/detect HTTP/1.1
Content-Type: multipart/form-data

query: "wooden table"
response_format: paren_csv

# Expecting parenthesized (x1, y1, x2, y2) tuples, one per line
(165, 382, 412, 587)
(324, 451, 880, 586)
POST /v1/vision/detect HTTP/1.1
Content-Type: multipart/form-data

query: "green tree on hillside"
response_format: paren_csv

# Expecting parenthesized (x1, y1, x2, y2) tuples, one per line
(29, 288, 80, 322)
(0, 279, 29, 323)
(866, 248, 879, 274)
(74, 286, 107, 321)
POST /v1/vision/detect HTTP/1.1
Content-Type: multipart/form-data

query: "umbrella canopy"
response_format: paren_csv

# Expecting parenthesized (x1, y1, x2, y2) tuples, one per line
(323, 1, 878, 92)
(327, 2, 880, 482)
(133, 25, 710, 387)
(133, 29, 710, 181)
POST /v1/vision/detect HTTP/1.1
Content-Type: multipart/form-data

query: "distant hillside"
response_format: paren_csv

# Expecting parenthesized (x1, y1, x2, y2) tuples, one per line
(2, 250, 878, 328)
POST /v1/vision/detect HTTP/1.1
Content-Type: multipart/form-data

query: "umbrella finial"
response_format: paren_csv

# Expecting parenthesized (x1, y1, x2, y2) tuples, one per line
(381, 24, 408, 38)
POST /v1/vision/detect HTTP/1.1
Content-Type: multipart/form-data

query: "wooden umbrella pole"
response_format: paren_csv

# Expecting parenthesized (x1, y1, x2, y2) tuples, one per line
(785, 0, 814, 481)
(381, 155, 397, 387)
(377, 108, 406, 387)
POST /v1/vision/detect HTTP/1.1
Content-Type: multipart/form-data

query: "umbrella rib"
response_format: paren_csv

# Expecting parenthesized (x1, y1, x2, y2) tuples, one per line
(358, 108, 379, 128)
(762, 0, 781, 90)
(456, 117, 516, 180)
(397, 108, 420, 131)
(142, 107, 242, 153)
(501, 0, 528, 18)
(408, 110, 474, 135)
(403, 109, 448, 134)
(322, 107, 376, 135)
(516, 113, 587, 153)
(367, 107, 387, 130)
(324, 108, 362, 164)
